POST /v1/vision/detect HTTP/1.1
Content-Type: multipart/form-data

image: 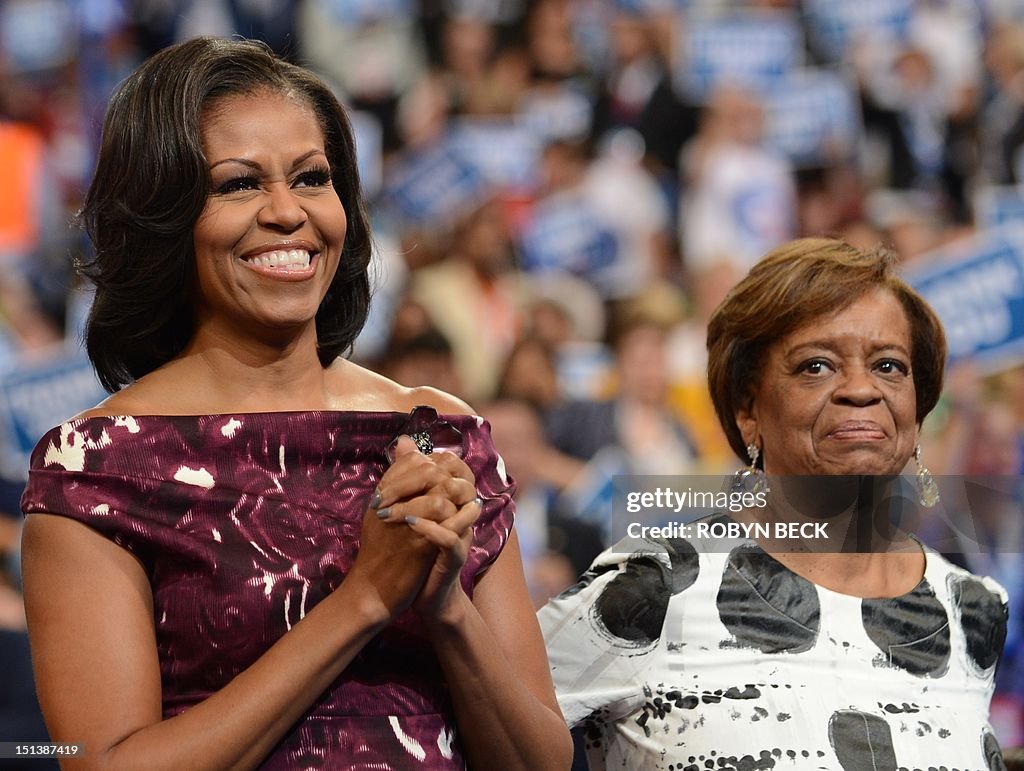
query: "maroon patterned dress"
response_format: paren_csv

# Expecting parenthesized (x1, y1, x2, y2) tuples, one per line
(22, 410, 516, 770)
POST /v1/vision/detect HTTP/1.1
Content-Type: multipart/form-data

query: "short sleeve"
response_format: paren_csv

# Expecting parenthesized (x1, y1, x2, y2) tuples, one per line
(459, 416, 517, 581)
(22, 420, 180, 566)
(23, 466, 161, 562)
(537, 540, 674, 726)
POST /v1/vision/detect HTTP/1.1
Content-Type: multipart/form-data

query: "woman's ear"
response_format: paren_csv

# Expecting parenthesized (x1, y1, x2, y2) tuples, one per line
(735, 395, 759, 449)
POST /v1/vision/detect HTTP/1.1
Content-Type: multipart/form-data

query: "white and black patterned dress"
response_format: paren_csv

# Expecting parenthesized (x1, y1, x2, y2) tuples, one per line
(539, 517, 1008, 771)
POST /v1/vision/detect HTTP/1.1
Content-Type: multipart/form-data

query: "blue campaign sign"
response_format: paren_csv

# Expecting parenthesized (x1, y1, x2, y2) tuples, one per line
(906, 227, 1024, 373)
(0, 346, 107, 480)
(383, 138, 486, 225)
(517, 83, 593, 142)
(518, 195, 620, 294)
(762, 68, 861, 168)
(803, 0, 913, 61)
(974, 186, 1024, 231)
(676, 12, 803, 100)
(449, 118, 542, 190)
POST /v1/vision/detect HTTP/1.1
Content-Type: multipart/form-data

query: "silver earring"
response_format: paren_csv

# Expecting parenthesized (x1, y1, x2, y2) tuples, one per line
(732, 443, 769, 495)
(915, 445, 940, 508)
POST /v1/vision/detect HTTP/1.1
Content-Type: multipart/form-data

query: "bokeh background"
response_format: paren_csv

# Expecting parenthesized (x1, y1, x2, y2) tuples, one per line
(2, 0, 1024, 756)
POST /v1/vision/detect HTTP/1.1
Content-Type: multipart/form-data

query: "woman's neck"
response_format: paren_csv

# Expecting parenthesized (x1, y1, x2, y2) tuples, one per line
(134, 325, 333, 414)
(767, 549, 926, 599)
(734, 475, 927, 598)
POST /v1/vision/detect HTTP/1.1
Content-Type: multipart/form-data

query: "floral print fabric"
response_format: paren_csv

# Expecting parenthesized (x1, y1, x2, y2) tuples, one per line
(23, 410, 515, 770)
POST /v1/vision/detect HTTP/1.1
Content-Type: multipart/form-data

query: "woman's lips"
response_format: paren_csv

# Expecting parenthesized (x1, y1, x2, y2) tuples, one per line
(238, 250, 318, 280)
(827, 422, 887, 440)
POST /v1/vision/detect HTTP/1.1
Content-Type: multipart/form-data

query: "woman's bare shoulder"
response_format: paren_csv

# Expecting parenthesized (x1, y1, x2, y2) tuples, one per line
(70, 368, 193, 420)
(71, 389, 150, 421)
(71, 360, 477, 419)
(326, 359, 475, 416)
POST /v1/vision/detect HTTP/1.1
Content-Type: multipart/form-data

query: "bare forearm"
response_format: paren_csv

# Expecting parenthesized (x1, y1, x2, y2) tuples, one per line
(426, 593, 572, 771)
(93, 583, 388, 771)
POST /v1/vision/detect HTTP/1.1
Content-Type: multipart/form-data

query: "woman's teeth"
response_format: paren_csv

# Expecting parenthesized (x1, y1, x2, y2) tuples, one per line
(246, 249, 311, 270)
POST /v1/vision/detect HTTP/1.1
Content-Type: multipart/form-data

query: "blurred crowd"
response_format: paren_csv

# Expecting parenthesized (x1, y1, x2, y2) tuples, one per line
(4, 0, 1024, 752)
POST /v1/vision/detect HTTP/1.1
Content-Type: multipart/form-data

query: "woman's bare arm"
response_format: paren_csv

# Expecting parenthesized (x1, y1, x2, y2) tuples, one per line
(413, 528, 573, 771)
(21, 451, 454, 771)
(391, 391, 572, 770)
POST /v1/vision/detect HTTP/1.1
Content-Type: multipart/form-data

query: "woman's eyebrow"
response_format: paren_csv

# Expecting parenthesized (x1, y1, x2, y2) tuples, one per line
(785, 341, 911, 357)
(289, 149, 326, 168)
(785, 340, 839, 357)
(870, 343, 912, 357)
(209, 157, 261, 171)
(209, 149, 326, 171)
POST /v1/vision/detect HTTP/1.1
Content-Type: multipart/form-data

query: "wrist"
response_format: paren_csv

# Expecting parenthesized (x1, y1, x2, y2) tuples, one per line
(334, 572, 396, 633)
(421, 587, 471, 637)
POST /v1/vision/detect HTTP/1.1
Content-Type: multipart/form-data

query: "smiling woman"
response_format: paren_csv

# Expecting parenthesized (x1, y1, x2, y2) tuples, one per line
(77, 39, 372, 395)
(191, 91, 347, 343)
(539, 238, 1009, 770)
(19, 37, 571, 771)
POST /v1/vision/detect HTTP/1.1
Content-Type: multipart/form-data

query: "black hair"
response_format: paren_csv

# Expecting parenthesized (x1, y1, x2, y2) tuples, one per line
(79, 36, 372, 391)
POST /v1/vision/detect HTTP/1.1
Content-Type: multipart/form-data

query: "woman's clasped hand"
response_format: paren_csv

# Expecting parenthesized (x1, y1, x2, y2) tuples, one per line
(353, 435, 483, 623)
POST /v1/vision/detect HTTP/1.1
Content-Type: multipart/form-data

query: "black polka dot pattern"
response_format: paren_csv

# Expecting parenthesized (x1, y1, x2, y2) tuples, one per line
(861, 579, 950, 677)
(663, 537, 701, 592)
(950, 575, 1007, 671)
(828, 710, 897, 770)
(716, 543, 819, 654)
(591, 540, 700, 647)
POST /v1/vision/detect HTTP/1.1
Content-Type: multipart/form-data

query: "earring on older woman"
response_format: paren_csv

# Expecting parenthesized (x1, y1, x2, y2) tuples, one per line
(732, 443, 769, 495)
(914, 445, 940, 507)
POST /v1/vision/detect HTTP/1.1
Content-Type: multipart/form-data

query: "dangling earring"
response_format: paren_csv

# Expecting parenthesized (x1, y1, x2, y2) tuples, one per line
(915, 445, 940, 508)
(733, 443, 769, 495)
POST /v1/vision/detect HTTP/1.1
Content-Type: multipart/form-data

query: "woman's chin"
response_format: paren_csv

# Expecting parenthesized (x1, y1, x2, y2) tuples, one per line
(781, 446, 909, 477)
(817, 453, 907, 477)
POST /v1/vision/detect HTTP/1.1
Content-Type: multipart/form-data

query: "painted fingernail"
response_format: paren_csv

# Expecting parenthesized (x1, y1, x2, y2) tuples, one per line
(474, 497, 484, 507)
(376, 507, 391, 520)
(405, 515, 418, 524)
(369, 489, 382, 508)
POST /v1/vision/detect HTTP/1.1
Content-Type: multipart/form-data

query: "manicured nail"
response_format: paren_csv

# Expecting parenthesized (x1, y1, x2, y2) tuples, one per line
(405, 515, 418, 524)
(474, 497, 484, 507)
(369, 489, 382, 508)
(376, 507, 391, 519)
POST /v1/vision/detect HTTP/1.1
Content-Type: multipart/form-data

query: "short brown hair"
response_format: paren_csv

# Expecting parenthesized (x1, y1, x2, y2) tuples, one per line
(80, 37, 372, 392)
(706, 238, 947, 464)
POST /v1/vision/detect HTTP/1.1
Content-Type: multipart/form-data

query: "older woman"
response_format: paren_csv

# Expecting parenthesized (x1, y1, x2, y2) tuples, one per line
(539, 239, 1008, 768)
(19, 38, 572, 770)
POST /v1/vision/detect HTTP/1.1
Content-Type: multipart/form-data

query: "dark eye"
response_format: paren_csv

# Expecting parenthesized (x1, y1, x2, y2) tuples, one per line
(293, 168, 332, 188)
(214, 175, 259, 194)
(875, 358, 909, 375)
(799, 359, 832, 376)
